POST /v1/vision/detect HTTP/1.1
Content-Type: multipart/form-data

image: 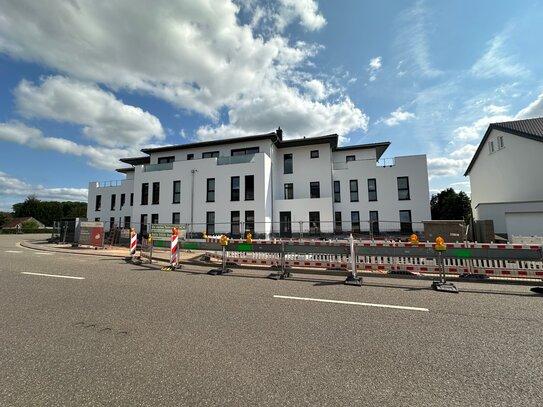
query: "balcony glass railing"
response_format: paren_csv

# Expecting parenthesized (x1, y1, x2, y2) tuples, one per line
(143, 162, 174, 172)
(217, 154, 256, 165)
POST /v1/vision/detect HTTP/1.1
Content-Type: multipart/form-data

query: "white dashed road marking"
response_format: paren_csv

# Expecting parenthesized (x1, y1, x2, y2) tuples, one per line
(273, 295, 429, 312)
(6, 250, 23, 253)
(21, 272, 85, 280)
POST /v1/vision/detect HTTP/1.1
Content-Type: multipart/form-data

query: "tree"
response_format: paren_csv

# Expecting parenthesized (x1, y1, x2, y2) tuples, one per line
(12, 196, 88, 226)
(0, 212, 12, 227)
(21, 219, 40, 232)
(430, 188, 472, 222)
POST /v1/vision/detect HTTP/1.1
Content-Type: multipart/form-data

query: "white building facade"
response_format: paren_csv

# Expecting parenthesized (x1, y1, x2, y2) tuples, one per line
(465, 118, 543, 239)
(87, 129, 431, 238)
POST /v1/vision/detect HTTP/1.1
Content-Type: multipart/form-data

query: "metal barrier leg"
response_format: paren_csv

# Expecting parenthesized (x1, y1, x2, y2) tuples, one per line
(268, 241, 289, 280)
(208, 246, 232, 275)
(431, 251, 458, 293)
(345, 235, 362, 286)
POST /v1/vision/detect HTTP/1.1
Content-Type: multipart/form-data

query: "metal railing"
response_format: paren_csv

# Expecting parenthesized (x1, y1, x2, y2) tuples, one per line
(143, 162, 174, 172)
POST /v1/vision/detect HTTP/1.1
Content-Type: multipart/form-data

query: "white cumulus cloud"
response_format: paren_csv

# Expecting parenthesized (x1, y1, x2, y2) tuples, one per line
(15, 76, 164, 148)
(380, 108, 416, 127)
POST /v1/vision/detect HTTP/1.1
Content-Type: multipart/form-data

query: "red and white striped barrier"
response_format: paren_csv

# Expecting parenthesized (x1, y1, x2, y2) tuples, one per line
(130, 229, 137, 257)
(170, 228, 179, 268)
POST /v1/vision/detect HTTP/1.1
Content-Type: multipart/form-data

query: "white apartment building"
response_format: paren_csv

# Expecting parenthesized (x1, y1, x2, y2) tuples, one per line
(87, 128, 431, 237)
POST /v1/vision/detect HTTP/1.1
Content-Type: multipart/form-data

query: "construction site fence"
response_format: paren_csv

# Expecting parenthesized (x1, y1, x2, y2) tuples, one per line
(185, 237, 543, 282)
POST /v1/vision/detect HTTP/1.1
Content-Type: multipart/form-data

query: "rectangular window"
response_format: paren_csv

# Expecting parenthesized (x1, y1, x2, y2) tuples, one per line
(497, 136, 504, 150)
(350, 179, 359, 202)
(95, 217, 100, 222)
(368, 178, 377, 201)
(284, 183, 293, 200)
(151, 214, 159, 224)
(309, 211, 320, 235)
(141, 183, 149, 205)
(124, 216, 131, 228)
(172, 212, 180, 225)
(397, 177, 410, 200)
(231, 147, 259, 156)
(231, 211, 240, 236)
(351, 211, 360, 233)
(310, 150, 319, 158)
(152, 182, 160, 204)
(231, 176, 240, 201)
(399, 210, 412, 234)
(173, 180, 181, 204)
(109, 217, 115, 229)
(206, 212, 215, 235)
(110, 194, 116, 210)
(334, 211, 342, 233)
(334, 181, 341, 203)
(202, 151, 219, 158)
(95, 195, 102, 211)
(206, 178, 215, 202)
(245, 211, 255, 234)
(284, 153, 293, 174)
(130, 193, 134, 206)
(140, 214, 148, 235)
(370, 211, 379, 235)
(488, 141, 495, 154)
(158, 156, 175, 164)
(310, 182, 320, 198)
(120, 193, 126, 208)
(187, 153, 194, 160)
(346, 155, 355, 162)
(245, 175, 254, 201)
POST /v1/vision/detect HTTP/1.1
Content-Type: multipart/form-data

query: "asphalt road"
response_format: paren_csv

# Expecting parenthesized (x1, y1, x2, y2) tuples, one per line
(1, 234, 542, 406)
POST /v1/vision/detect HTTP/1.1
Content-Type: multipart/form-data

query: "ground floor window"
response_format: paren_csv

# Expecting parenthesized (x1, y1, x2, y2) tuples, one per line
(399, 210, 412, 234)
(309, 211, 320, 235)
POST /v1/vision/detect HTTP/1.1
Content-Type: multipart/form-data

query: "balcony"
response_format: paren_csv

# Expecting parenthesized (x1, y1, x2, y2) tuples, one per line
(217, 154, 256, 165)
(143, 162, 174, 172)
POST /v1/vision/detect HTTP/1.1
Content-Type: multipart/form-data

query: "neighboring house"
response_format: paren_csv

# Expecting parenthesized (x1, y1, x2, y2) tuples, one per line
(465, 117, 543, 239)
(1, 217, 45, 232)
(87, 128, 431, 237)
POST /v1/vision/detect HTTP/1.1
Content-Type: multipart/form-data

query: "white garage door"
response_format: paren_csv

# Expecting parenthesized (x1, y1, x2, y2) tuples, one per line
(505, 212, 543, 238)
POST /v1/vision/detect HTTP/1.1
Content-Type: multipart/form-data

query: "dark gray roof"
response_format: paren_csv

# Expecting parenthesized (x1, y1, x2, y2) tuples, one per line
(334, 142, 390, 160)
(120, 156, 150, 165)
(116, 167, 135, 174)
(492, 117, 543, 140)
(464, 117, 543, 176)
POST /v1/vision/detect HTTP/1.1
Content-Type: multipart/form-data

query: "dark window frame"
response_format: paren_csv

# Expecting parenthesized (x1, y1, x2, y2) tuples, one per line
(130, 193, 134, 206)
(346, 155, 356, 162)
(141, 183, 149, 205)
(351, 211, 360, 233)
(157, 156, 175, 164)
(172, 212, 180, 225)
(231, 176, 240, 201)
(397, 177, 410, 200)
(284, 183, 293, 200)
(173, 180, 181, 204)
(152, 182, 160, 205)
(206, 211, 215, 235)
(370, 211, 379, 235)
(187, 153, 194, 160)
(231, 147, 259, 156)
(310, 182, 320, 199)
(110, 194, 116, 211)
(202, 151, 219, 159)
(151, 214, 159, 224)
(399, 210, 412, 234)
(245, 210, 255, 234)
(334, 211, 342, 233)
(284, 153, 293, 174)
(120, 193, 126, 208)
(368, 178, 377, 201)
(350, 179, 359, 202)
(95, 195, 102, 211)
(231, 211, 241, 236)
(245, 175, 254, 201)
(310, 150, 319, 158)
(309, 211, 320, 235)
(206, 178, 215, 202)
(334, 180, 341, 203)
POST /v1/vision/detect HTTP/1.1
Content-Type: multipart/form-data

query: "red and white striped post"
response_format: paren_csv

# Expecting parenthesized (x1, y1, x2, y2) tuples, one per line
(130, 228, 137, 257)
(170, 227, 179, 268)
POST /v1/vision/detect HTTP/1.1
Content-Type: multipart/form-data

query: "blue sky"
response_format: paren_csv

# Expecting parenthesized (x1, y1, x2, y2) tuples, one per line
(1, 0, 543, 211)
